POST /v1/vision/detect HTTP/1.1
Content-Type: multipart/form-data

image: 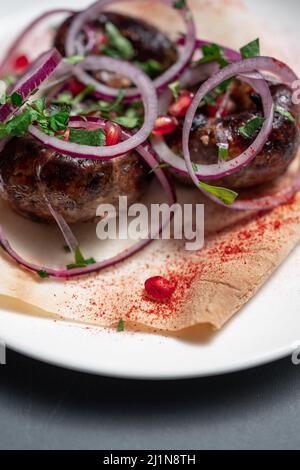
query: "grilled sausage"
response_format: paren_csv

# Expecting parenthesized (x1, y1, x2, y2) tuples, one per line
(166, 81, 300, 189)
(0, 136, 149, 224)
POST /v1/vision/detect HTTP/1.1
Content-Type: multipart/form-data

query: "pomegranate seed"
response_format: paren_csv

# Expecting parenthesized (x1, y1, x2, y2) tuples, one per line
(168, 90, 194, 117)
(68, 78, 86, 97)
(207, 95, 230, 118)
(144, 276, 176, 302)
(14, 54, 29, 72)
(152, 115, 178, 136)
(105, 122, 122, 146)
(98, 33, 108, 46)
(55, 129, 70, 141)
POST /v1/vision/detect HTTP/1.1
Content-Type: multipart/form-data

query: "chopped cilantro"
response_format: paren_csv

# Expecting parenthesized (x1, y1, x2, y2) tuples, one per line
(104, 22, 134, 60)
(0, 109, 33, 139)
(218, 143, 229, 161)
(199, 43, 229, 69)
(37, 270, 49, 279)
(192, 162, 198, 172)
(63, 245, 71, 253)
(174, 0, 186, 9)
(240, 38, 260, 59)
(135, 59, 162, 77)
(239, 116, 264, 139)
(68, 128, 106, 146)
(169, 80, 181, 100)
(64, 55, 85, 65)
(112, 115, 140, 129)
(11, 92, 23, 107)
(149, 163, 171, 174)
(199, 181, 238, 205)
(275, 105, 295, 123)
(67, 246, 96, 270)
(117, 318, 125, 332)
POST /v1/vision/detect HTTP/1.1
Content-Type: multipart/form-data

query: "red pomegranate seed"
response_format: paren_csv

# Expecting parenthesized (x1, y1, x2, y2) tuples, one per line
(207, 94, 230, 118)
(144, 276, 176, 302)
(168, 90, 194, 117)
(14, 54, 29, 72)
(55, 129, 70, 141)
(105, 122, 122, 146)
(68, 78, 86, 97)
(152, 115, 178, 136)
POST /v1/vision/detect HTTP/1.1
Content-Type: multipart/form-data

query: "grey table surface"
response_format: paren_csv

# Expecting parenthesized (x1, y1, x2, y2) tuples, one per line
(0, 350, 299, 450)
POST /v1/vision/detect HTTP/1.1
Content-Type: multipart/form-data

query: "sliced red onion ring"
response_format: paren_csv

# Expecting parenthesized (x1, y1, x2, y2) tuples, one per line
(0, 9, 74, 76)
(0, 48, 62, 123)
(0, 119, 176, 279)
(65, 0, 196, 100)
(29, 56, 158, 159)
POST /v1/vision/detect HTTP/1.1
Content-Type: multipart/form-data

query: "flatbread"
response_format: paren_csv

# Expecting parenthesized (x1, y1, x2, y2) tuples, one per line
(0, 0, 299, 331)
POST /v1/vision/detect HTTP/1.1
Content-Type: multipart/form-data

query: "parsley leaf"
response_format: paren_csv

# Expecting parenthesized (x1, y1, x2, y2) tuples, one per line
(104, 22, 134, 60)
(64, 55, 85, 65)
(239, 116, 264, 139)
(169, 80, 181, 100)
(275, 105, 295, 123)
(37, 270, 49, 279)
(199, 181, 238, 205)
(199, 43, 229, 69)
(11, 92, 23, 107)
(63, 245, 71, 253)
(112, 115, 140, 129)
(174, 0, 186, 8)
(240, 38, 260, 59)
(135, 59, 162, 77)
(218, 143, 229, 161)
(0, 109, 33, 138)
(67, 246, 96, 270)
(117, 319, 125, 332)
(68, 128, 106, 146)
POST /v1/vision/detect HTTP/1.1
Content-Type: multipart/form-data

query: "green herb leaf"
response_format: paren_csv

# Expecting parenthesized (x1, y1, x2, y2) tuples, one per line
(105, 22, 134, 60)
(112, 115, 140, 129)
(69, 127, 106, 146)
(11, 92, 23, 107)
(199, 181, 238, 205)
(149, 163, 171, 174)
(169, 80, 181, 100)
(37, 270, 49, 279)
(135, 59, 162, 77)
(240, 38, 260, 59)
(275, 105, 295, 123)
(0, 109, 33, 138)
(174, 0, 186, 9)
(239, 116, 264, 139)
(218, 143, 229, 161)
(48, 107, 70, 133)
(199, 43, 229, 69)
(192, 162, 198, 172)
(64, 55, 85, 65)
(117, 318, 125, 332)
(63, 245, 71, 254)
(67, 246, 96, 270)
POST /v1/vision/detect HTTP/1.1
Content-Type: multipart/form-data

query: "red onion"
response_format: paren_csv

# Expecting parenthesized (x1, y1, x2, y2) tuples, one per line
(29, 55, 158, 159)
(0, 9, 74, 77)
(0, 119, 176, 279)
(65, 0, 196, 100)
(0, 49, 62, 123)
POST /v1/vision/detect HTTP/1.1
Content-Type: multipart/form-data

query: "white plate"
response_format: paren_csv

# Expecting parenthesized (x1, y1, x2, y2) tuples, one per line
(0, 0, 300, 380)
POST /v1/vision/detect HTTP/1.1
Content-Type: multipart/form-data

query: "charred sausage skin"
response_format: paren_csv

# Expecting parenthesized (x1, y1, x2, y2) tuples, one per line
(167, 81, 300, 189)
(0, 137, 149, 224)
(54, 12, 178, 76)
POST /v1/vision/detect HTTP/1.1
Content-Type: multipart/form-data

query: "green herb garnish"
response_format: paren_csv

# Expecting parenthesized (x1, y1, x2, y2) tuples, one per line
(67, 246, 96, 270)
(239, 116, 264, 139)
(104, 22, 134, 60)
(199, 181, 238, 205)
(63, 245, 71, 253)
(174, 0, 186, 9)
(64, 55, 85, 65)
(117, 318, 125, 332)
(275, 105, 295, 123)
(149, 163, 171, 174)
(112, 115, 140, 129)
(135, 59, 162, 77)
(218, 143, 229, 161)
(169, 80, 181, 100)
(37, 270, 49, 279)
(240, 38, 260, 59)
(199, 43, 229, 69)
(11, 92, 23, 107)
(68, 127, 106, 146)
